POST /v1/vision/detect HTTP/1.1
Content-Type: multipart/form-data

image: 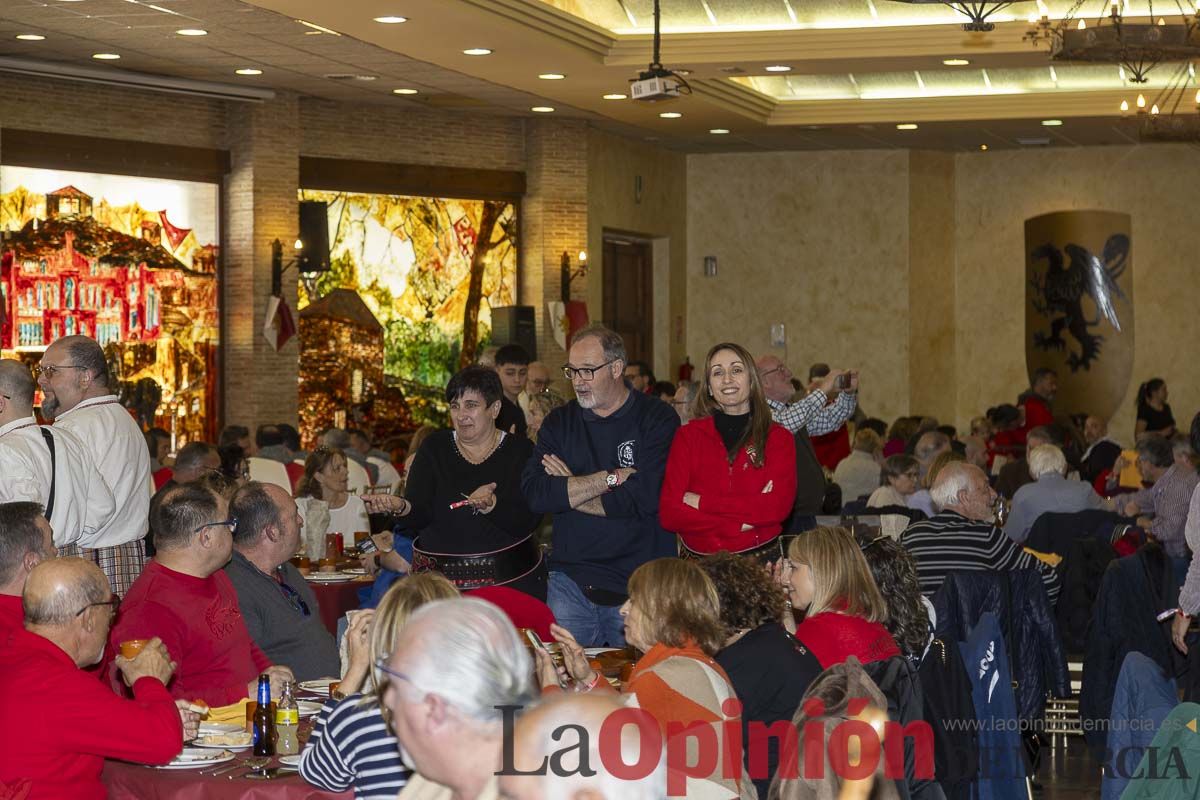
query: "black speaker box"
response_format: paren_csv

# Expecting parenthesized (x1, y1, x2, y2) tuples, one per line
(298, 200, 330, 273)
(491, 305, 537, 360)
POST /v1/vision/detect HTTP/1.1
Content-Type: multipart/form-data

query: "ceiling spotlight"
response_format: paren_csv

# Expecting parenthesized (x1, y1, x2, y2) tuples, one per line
(603, 93, 627, 100)
(659, 111, 682, 118)
(538, 73, 566, 80)
(15, 34, 45, 41)
(1041, 119, 1063, 126)
(463, 48, 492, 56)
(896, 123, 919, 130)
(531, 106, 555, 113)
(764, 65, 792, 72)
(92, 53, 121, 60)
(709, 128, 730, 134)
(373, 16, 408, 23)
(175, 29, 207, 36)
(235, 68, 263, 75)
(392, 88, 419, 95)
(943, 58, 971, 66)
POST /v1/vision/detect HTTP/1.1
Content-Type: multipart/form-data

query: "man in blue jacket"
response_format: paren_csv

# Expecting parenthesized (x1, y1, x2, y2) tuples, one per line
(521, 325, 680, 646)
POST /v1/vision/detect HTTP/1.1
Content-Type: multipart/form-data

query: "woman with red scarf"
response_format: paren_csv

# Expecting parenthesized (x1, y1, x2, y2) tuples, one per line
(658, 342, 796, 560)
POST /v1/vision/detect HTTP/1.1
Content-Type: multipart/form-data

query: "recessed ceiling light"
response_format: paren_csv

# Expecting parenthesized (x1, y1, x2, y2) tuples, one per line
(709, 128, 730, 134)
(92, 53, 121, 60)
(603, 93, 627, 100)
(235, 68, 263, 75)
(1041, 119, 1063, 126)
(980, 144, 989, 151)
(764, 65, 792, 72)
(943, 58, 971, 66)
(373, 16, 407, 23)
(659, 111, 682, 118)
(896, 123, 919, 130)
(15, 34, 45, 41)
(176, 29, 207, 36)
(531, 106, 555, 113)
(538, 73, 566, 80)
(392, 88, 419, 95)
(463, 48, 492, 56)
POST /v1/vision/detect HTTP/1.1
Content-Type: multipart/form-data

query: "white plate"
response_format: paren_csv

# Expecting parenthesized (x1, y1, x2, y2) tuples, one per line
(306, 573, 354, 583)
(193, 735, 252, 751)
(584, 647, 621, 657)
(279, 754, 303, 767)
(297, 700, 323, 718)
(198, 722, 243, 736)
(298, 679, 336, 695)
(159, 748, 235, 769)
(342, 567, 367, 575)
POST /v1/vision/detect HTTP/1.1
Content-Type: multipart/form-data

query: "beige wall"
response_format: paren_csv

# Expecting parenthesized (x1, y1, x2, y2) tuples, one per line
(686, 150, 913, 424)
(586, 129, 688, 380)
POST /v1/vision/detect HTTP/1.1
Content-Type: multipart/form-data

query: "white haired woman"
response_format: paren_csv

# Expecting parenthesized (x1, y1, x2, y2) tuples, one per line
(1004, 444, 1108, 545)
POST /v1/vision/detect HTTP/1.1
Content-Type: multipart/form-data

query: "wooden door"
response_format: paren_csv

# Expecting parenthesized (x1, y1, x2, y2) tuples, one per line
(602, 238, 653, 365)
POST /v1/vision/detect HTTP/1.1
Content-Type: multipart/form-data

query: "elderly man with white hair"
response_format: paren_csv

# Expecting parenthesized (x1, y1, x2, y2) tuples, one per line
(382, 597, 537, 800)
(498, 692, 667, 800)
(900, 461, 1061, 602)
(1004, 444, 1108, 545)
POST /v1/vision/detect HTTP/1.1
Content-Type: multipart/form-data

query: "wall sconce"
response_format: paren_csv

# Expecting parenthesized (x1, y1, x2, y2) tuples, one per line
(703, 256, 718, 277)
(270, 237, 304, 296)
(560, 249, 589, 303)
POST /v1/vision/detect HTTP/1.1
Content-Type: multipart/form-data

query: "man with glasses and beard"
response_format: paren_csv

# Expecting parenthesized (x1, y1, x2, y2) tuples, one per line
(36, 335, 151, 596)
(109, 484, 294, 705)
(521, 325, 679, 647)
(0, 558, 197, 799)
(225, 481, 338, 681)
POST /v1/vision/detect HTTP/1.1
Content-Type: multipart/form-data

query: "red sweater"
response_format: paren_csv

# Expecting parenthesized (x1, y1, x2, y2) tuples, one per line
(795, 610, 901, 669)
(0, 628, 182, 800)
(1021, 395, 1054, 432)
(811, 424, 852, 472)
(0, 593, 21, 635)
(659, 416, 797, 554)
(109, 560, 271, 705)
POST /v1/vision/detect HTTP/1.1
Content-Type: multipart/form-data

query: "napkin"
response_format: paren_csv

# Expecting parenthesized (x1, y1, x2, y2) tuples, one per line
(204, 698, 250, 724)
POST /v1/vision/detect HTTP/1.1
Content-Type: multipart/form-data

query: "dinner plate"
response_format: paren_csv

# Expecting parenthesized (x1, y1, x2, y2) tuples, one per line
(279, 754, 303, 768)
(198, 722, 243, 736)
(193, 733, 252, 750)
(297, 700, 324, 718)
(306, 573, 355, 583)
(159, 748, 235, 769)
(583, 647, 620, 657)
(342, 567, 367, 575)
(298, 679, 335, 695)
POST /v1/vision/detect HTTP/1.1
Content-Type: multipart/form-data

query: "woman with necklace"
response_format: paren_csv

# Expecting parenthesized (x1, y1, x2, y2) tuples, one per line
(370, 366, 545, 599)
(658, 341, 797, 559)
(296, 446, 370, 558)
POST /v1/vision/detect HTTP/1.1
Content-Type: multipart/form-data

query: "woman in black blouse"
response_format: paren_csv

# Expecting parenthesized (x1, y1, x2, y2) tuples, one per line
(365, 366, 545, 599)
(1136, 377, 1176, 438)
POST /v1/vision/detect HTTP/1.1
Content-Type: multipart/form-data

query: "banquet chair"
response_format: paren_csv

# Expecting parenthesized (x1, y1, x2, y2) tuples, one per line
(368, 456, 402, 493)
(247, 457, 292, 495)
(346, 458, 370, 494)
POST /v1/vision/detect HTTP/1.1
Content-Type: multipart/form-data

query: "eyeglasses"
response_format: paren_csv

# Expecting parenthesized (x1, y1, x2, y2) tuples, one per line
(34, 364, 88, 378)
(75, 597, 120, 618)
(760, 365, 790, 379)
(561, 360, 615, 381)
(276, 576, 311, 617)
(374, 658, 421, 690)
(192, 518, 238, 535)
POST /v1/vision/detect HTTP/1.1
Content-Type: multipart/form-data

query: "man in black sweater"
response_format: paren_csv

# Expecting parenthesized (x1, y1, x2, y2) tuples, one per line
(521, 325, 679, 647)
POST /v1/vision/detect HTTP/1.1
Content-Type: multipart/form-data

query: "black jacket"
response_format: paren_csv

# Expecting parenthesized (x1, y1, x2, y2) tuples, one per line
(932, 569, 1070, 724)
(917, 638, 979, 800)
(863, 656, 946, 800)
(1079, 543, 1181, 757)
(1055, 537, 1115, 655)
(1024, 509, 1131, 557)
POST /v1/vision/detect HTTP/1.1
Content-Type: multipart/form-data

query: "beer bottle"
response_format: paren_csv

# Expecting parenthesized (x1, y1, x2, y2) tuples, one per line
(252, 674, 274, 757)
(274, 680, 300, 756)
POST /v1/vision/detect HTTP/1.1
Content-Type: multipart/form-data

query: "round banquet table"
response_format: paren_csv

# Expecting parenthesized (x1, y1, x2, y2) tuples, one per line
(102, 752, 351, 799)
(306, 576, 373, 636)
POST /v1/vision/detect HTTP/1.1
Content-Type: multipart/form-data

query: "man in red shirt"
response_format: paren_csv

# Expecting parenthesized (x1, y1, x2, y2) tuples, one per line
(0, 501, 56, 633)
(0, 558, 195, 800)
(1019, 367, 1058, 433)
(109, 483, 293, 705)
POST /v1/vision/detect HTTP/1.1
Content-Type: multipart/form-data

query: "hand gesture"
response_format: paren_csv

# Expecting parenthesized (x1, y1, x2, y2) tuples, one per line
(361, 494, 410, 515)
(533, 645, 566, 690)
(465, 482, 498, 514)
(549, 623, 597, 687)
(843, 370, 860, 393)
(247, 665, 296, 701)
(115, 637, 176, 687)
(817, 370, 848, 396)
(345, 610, 375, 672)
(542, 454, 574, 477)
(175, 699, 201, 742)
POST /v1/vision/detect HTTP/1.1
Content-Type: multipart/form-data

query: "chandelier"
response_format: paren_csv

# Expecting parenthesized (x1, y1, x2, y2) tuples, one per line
(1118, 61, 1200, 139)
(885, 0, 1019, 31)
(1025, 0, 1200, 83)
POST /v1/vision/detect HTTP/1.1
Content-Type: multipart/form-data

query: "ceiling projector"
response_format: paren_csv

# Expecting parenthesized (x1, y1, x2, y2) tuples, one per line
(630, 73, 682, 102)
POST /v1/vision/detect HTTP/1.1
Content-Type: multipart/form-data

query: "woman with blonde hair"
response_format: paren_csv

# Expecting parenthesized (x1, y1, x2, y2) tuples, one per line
(300, 572, 458, 799)
(780, 526, 900, 669)
(659, 341, 796, 559)
(538, 558, 756, 799)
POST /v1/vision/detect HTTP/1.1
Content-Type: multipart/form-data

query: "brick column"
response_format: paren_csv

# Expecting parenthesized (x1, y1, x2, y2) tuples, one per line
(222, 94, 300, 431)
(519, 118, 589, 381)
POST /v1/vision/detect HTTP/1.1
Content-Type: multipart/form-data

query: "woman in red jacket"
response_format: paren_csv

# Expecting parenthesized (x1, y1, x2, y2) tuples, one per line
(659, 341, 796, 559)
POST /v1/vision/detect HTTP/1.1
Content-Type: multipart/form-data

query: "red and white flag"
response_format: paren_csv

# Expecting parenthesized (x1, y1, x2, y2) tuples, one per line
(263, 294, 296, 351)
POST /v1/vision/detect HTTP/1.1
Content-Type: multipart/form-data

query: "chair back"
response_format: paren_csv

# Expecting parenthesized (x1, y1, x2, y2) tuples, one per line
(248, 457, 292, 495)
(345, 457, 370, 494)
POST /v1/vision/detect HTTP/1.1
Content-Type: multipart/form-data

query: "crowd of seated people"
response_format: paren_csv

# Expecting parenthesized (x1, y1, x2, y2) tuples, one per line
(7, 327, 1200, 800)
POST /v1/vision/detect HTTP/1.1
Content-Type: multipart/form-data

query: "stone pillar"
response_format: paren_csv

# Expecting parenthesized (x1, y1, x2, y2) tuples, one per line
(222, 94, 300, 432)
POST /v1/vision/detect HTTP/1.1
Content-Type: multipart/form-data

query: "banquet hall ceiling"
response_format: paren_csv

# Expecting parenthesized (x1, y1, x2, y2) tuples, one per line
(0, 0, 1180, 151)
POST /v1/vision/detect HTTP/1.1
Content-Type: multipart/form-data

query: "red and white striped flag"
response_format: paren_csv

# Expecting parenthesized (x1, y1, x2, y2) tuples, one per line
(263, 294, 296, 351)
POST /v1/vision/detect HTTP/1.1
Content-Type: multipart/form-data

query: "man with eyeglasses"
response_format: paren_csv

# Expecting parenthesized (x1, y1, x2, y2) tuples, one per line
(0, 558, 198, 799)
(521, 325, 680, 647)
(0, 501, 57, 633)
(225, 481, 338, 681)
(109, 484, 293, 705)
(37, 335, 151, 597)
(0, 359, 116, 555)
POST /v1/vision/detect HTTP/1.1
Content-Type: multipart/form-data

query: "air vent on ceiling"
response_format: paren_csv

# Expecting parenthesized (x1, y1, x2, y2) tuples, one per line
(1016, 137, 1051, 146)
(324, 73, 378, 81)
(719, 66, 745, 74)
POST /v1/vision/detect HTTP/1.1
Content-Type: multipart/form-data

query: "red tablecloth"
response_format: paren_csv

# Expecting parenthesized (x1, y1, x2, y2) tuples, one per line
(307, 578, 372, 636)
(102, 753, 351, 799)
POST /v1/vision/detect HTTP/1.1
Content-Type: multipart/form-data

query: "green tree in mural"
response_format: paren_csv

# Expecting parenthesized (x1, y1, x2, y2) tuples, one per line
(459, 199, 510, 368)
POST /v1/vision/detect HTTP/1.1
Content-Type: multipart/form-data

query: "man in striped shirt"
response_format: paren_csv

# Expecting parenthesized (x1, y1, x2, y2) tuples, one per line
(901, 462, 1061, 603)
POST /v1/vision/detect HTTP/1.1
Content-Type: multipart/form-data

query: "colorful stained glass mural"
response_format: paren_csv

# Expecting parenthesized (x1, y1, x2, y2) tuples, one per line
(297, 190, 516, 436)
(0, 166, 220, 444)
